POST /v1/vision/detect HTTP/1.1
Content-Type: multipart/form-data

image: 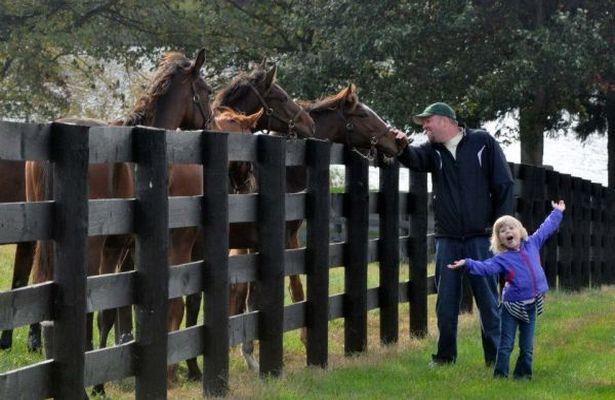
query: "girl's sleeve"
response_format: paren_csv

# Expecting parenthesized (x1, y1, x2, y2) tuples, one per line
(529, 209, 563, 248)
(465, 256, 504, 276)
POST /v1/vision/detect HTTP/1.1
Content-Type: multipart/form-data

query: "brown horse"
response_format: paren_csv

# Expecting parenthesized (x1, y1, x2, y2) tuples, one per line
(0, 162, 36, 350)
(97, 64, 314, 383)
(26, 49, 213, 390)
(233, 84, 405, 366)
(213, 64, 315, 138)
(287, 84, 402, 311)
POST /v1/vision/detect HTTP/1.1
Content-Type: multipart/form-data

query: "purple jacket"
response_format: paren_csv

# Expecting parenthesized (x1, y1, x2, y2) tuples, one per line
(465, 209, 563, 302)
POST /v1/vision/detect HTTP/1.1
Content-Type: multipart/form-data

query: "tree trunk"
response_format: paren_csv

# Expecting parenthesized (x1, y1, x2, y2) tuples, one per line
(519, 104, 546, 166)
(607, 90, 615, 188)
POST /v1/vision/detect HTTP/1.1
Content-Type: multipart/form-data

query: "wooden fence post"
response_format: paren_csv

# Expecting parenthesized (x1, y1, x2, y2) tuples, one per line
(305, 138, 330, 367)
(133, 126, 169, 399)
(544, 170, 560, 287)
(51, 122, 89, 399)
(379, 157, 399, 344)
(590, 183, 603, 288)
(255, 135, 286, 377)
(409, 171, 428, 338)
(202, 132, 230, 396)
(558, 174, 573, 291)
(570, 177, 583, 291)
(344, 148, 369, 354)
(580, 180, 592, 289)
(606, 189, 615, 285)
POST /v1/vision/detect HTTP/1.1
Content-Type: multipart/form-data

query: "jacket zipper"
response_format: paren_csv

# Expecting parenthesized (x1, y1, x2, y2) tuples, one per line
(520, 249, 537, 297)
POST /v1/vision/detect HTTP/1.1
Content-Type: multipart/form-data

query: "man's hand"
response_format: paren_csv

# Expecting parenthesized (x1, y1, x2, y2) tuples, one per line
(391, 128, 412, 153)
(447, 259, 466, 269)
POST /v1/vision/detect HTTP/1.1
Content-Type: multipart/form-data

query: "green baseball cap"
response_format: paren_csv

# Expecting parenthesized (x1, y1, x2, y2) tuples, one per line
(412, 102, 457, 125)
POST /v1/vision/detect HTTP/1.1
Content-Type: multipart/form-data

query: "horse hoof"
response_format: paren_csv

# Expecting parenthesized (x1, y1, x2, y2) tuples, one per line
(118, 333, 134, 344)
(91, 383, 105, 396)
(244, 354, 259, 372)
(187, 369, 202, 382)
(27, 336, 41, 353)
(0, 332, 12, 350)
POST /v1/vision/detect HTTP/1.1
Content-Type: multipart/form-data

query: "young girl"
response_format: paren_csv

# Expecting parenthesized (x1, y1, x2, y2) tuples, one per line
(448, 200, 565, 379)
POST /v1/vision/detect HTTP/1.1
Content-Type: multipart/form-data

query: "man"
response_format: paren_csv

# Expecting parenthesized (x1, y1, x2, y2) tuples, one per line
(395, 102, 514, 366)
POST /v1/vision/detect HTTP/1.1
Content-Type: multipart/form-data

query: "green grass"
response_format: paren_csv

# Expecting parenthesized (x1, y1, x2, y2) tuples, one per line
(1, 244, 613, 399)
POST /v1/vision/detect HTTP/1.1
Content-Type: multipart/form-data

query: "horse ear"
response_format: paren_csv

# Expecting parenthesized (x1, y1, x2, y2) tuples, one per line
(263, 64, 277, 90)
(192, 48, 206, 77)
(248, 108, 265, 128)
(259, 57, 268, 69)
(344, 83, 358, 106)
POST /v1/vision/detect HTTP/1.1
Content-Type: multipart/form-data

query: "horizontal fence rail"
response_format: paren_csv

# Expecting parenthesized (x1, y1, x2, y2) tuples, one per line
(0, 121, 613, 399)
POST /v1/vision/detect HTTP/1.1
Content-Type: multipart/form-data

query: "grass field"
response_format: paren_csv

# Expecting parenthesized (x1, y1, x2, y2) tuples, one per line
(1, 244, 614, 399)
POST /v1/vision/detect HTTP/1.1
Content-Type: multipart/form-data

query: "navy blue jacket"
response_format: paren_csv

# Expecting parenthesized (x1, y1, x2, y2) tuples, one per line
(398, 128, 514, 238)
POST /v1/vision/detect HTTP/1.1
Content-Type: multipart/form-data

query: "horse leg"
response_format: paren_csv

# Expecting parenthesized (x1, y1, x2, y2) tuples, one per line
(286, 230, 307, 346)
(28, 240, 53, 352)
(99, 234, 134, 345)
(1, 241, 35, 350)
(241, 280, 259, 371)
(185, 234, 203, 381)
(166, 228, 195, 383)
(167, 297, 185, 383)
(185, 292, 202, 381)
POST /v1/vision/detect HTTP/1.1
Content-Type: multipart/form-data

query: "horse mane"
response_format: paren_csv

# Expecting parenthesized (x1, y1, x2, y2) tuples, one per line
(213, 68, 267, 109)
(124, 52, 194, 126)
(304, 86, 359, 113)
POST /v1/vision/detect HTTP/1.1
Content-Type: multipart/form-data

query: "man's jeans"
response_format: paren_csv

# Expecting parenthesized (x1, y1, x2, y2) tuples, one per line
(433, 237, 500, 364)
(494, 303, 537, 379)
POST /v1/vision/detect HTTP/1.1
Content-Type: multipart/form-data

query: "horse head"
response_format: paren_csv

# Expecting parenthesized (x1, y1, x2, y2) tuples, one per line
(125, 48, 213, 130)
(214, 65, 314, 138)
(307, 84, 403, 158)
(214, 107, 263, 194)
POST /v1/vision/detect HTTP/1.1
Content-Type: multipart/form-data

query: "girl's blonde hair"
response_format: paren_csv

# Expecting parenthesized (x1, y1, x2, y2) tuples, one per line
(490, 215, 529, 254)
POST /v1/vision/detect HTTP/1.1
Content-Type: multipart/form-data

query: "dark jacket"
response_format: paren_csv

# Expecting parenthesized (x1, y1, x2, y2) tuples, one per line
(398, 128, 514, 238)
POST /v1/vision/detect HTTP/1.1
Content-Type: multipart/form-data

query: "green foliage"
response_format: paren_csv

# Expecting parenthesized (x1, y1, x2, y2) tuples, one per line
(1, 0, 612, 150)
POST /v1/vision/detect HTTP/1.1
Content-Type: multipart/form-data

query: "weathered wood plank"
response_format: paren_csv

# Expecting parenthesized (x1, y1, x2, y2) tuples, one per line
(0, 201, 53, 244)
(229, 311, 258, 347)
(86, 271, 134, 313)
(84, 342, 135, 387)
(88, 125, 133, 163)
(167, 325, 204, 366)
(0, 282, 53, 330)
(88, 198, 134, 236)
(168, 261, 203, 299)
(0, 359, 54, 399)
(0, 121, 51, 161)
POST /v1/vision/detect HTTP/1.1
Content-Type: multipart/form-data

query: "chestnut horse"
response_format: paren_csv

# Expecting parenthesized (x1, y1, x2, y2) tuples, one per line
(97, 64, 314, 382)
(26, 49, 213, 386)
(232, 84, 405, 367)
(0, 162, 35, 350)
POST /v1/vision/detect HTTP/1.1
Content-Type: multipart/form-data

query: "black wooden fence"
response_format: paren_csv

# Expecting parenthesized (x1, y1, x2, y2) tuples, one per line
(0, 121, 613, 399)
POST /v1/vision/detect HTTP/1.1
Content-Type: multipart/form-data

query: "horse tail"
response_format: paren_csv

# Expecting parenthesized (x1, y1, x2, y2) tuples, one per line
(26, 161, 54, 284)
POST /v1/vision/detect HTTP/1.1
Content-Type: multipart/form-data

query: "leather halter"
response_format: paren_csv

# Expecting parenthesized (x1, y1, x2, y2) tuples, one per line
(336, 107, 394, 161)
(248, 83, 303, 138)
(192, 81, 213, 129)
